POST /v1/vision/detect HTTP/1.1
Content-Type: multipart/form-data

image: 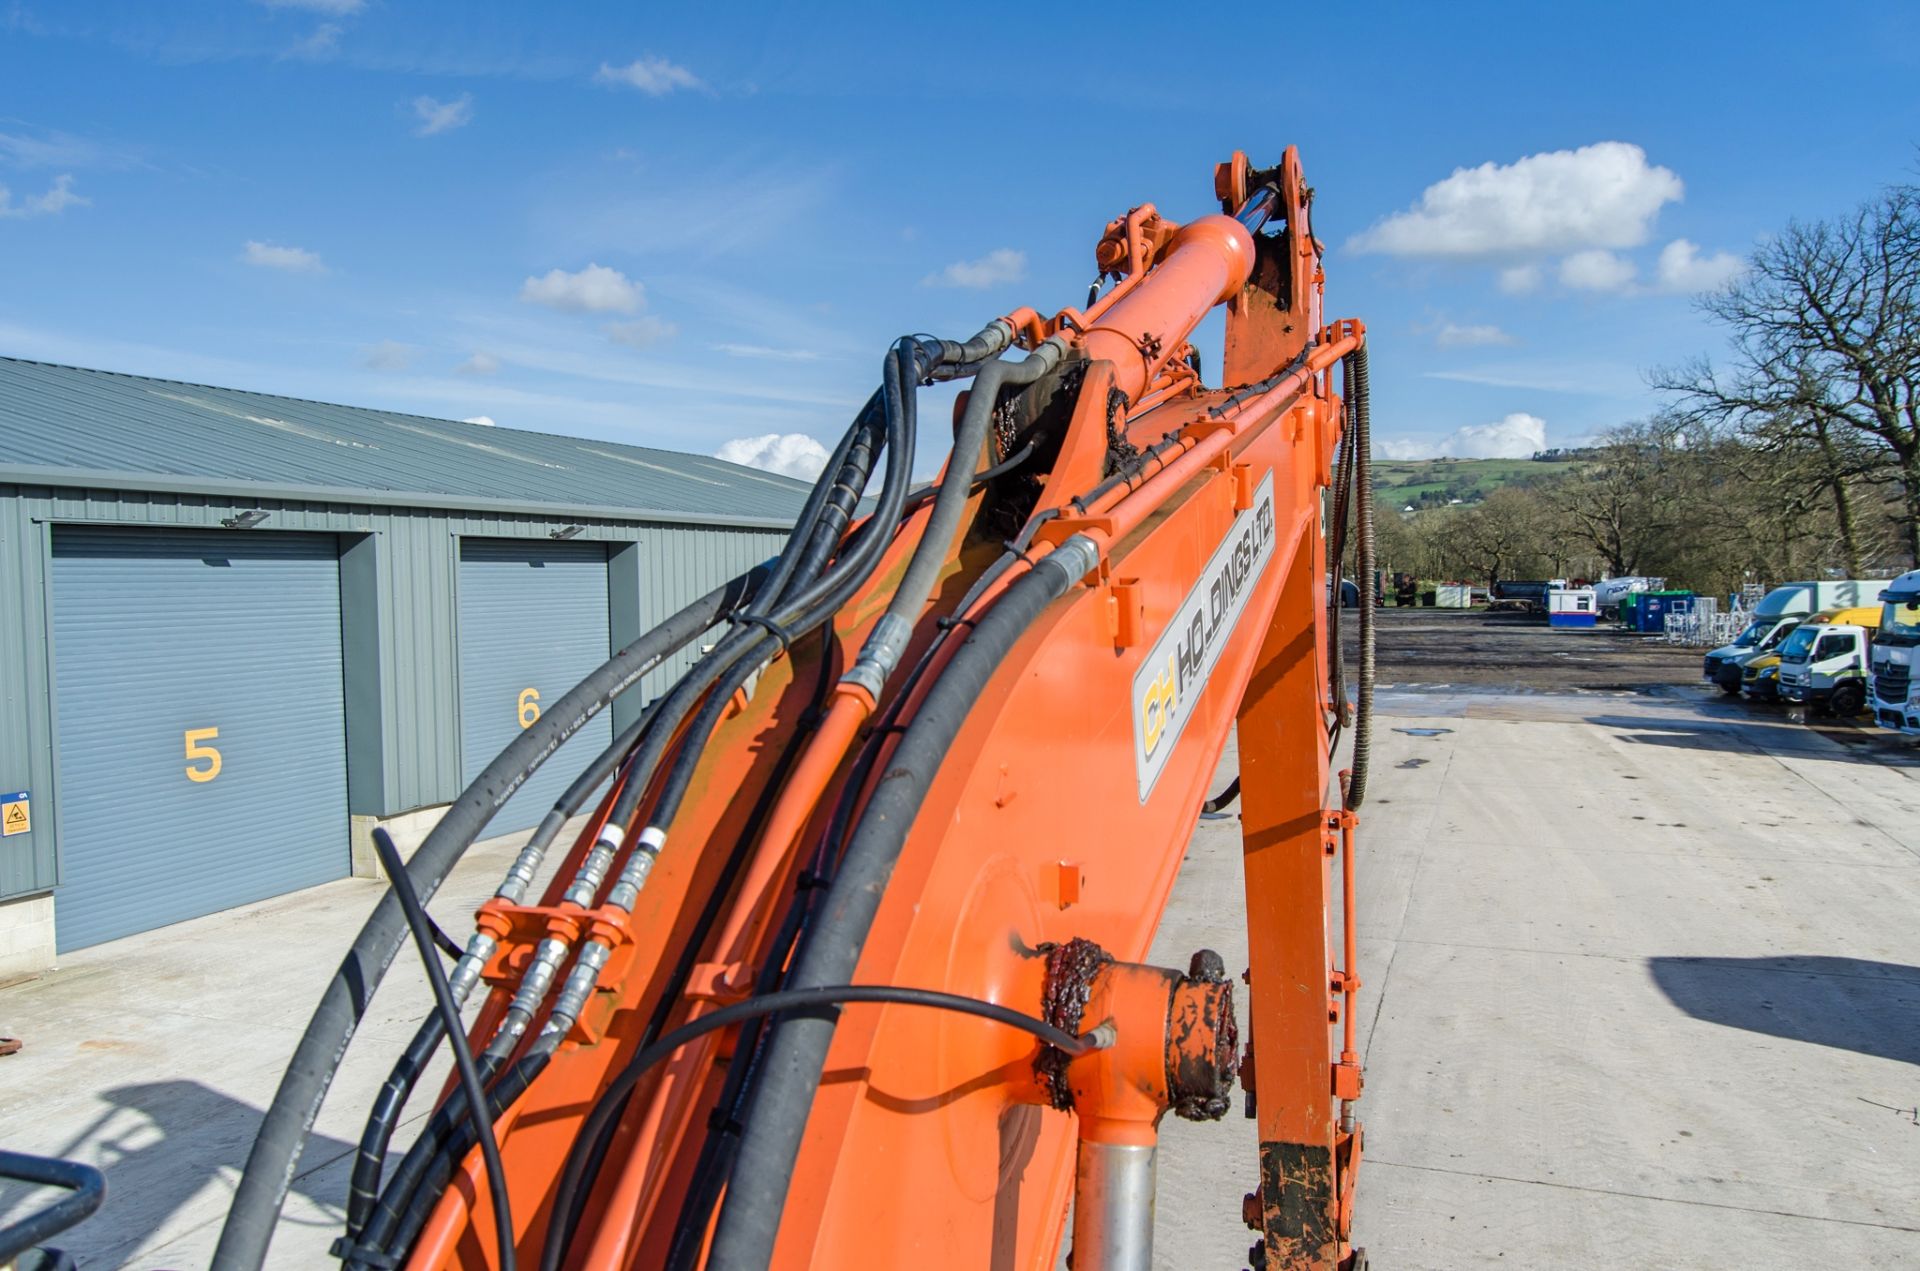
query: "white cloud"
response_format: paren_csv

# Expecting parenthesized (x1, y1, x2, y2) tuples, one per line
(1349, 141, 1682, 258)
(1436, 412, 1548, 459)
(595, 55, 703, 95)
(714, 343, 819, 361)
(605, 316, 677, 348)
(255, 0, 363, 11)
(1497, 264, 1542, 295)
(361, 340, 417, 371)
(286, 23, 342, 58)
(458, 352, 499, 375)
(241, 239, 324, 273)
(463, 415, 497, 427)
(412, 93, 473, 137)
(520, 263, 641, 313)
(1374, 435, 1436, 460)
(923, 248, 1027, 289)
(1433, 322, 1514, 349)
(1654, 238, 1745, 293)
(0, 173, 87, 218)
(716, 433, 829, 480)
(1558, 249, 1637, 292)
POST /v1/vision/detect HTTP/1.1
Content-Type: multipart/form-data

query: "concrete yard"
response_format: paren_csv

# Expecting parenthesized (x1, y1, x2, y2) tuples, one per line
(4, 673, 1919, 1267)
(1155, 685, 1920, 1269)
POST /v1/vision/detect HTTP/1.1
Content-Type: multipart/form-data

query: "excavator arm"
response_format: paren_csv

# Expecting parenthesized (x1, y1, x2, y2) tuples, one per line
(216, 147, 1374, 1271)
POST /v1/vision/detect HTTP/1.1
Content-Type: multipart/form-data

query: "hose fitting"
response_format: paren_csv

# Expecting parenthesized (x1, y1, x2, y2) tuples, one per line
(543, 942, 613, 1038)
(605, 827, 666, 912)
(840, 613, 913, 702)
(563, 824, 624, 908)
(446, 935, 497, 1004)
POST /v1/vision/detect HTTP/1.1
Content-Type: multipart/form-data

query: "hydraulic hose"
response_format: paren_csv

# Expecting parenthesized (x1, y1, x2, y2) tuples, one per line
(707, 533, 1102, 1270)
(357, 329, 995, 1269)
(214, 564, 766, 1271)
(556, 983, 1102, 1271)
(840, 338, 1066, 704)
(370, 829, 516, 1271)
(1344, 345, 1376, 810)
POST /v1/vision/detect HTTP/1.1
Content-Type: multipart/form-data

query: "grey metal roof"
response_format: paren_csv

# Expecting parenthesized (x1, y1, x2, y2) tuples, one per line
(0, 356, 813, 527)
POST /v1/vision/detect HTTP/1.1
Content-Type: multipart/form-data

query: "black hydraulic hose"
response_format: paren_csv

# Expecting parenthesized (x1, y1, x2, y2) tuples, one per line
(347, 1013, 446, 1237)
(540, 627, 840, 1271)
(215, 563, 766, 1271)
(1345, 345, 1376, 811)
(883, 350, 1057, 632)
(347, 709, 662, 1239)
(839, 339, 1063, 704)
(663, 503, 1067, 1269)
(324, 327, 995, 1271)
(552, 984, 1100, 1268)
(1202, 777, 1241, 814)
(371, 1044, 553, 1263)
(347, 395, 877, 1247)
(1328, 367, 1359, 734)
(370, 829, 516, 1271)
(707, 533, 1102, 1270)
(378, 335, 955, 1267)
(347, 693, 669, 1239)
(657, 868, 815, 1271)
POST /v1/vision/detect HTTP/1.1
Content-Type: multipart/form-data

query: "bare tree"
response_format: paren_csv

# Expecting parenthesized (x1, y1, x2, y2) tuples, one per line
(1654, 183, 1920, 562)
(1553, 421, 1688, 576)
(1449, 487, 1547, 590)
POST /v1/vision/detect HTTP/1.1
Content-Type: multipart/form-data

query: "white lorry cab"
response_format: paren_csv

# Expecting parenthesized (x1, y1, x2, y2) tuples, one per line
(1703, 578, 1891, 694)
(1870, 570, 1920, 732)
(1777, 605, 1882, 716)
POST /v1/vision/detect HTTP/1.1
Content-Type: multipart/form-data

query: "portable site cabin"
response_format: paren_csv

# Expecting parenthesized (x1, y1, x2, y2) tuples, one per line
(1549, 588, 1598, 628)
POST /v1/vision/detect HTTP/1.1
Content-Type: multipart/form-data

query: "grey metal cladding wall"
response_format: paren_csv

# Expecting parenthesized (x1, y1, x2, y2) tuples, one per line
(457, 539, 614, 836)
(49, 527, 348, 949)
(0, 484, 789, 888)
(633, 525, 787, 700)
(0, 490, 54, 896)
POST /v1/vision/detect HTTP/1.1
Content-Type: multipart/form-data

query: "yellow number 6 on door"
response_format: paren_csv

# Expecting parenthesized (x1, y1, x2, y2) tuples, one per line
(518, 687, 541, 729)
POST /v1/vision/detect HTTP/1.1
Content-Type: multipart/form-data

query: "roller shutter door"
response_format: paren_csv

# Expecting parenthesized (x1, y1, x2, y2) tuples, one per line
(50, 527, 349, 951)
(458, 540, 613, 836)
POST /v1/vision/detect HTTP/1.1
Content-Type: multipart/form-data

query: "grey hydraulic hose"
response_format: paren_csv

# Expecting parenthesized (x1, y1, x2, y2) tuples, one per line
(708, 534, 1101, 1270)
(214, 564, 766, 1271)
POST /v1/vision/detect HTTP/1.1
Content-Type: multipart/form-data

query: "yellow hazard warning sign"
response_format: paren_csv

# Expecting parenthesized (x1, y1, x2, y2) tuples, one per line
(1, 792, 28, 837)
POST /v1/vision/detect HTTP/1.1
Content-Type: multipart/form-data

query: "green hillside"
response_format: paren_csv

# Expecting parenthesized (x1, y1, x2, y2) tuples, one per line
(1372, 456, 1579, 510)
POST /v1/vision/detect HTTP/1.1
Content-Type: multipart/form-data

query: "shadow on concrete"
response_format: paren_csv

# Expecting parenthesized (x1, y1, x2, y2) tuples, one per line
(1586, 714, 1920, 766)
(0, 1081, 355, 1261)
(1649, 955, 1920, 1065)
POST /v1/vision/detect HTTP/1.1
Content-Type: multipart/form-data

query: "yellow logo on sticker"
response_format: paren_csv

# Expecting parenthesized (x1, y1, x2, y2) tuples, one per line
(1, 793, 28, 837)
(1140, 654, 1178, 759)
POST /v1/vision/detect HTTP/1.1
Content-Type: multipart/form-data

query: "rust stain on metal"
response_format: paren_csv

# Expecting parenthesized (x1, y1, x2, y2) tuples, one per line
(1033, 936, 1112, 1110)
(1259, 1139, 1336, 1270)
(1168, 947, 1237, 1122)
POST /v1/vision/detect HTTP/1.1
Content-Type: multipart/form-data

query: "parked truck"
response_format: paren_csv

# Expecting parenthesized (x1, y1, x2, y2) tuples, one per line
(1703, 578, 1891, 693)
(1777, 605, 1883, 715)
(1737, 618, 1811, 702)
(1869, 569, 1920, 731)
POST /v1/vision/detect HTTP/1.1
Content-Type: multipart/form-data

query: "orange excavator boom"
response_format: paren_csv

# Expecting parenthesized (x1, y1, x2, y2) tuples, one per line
(216, 146, 1374, 1271)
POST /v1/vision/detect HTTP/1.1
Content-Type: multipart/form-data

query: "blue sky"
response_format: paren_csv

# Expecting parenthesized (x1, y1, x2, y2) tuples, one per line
(2, 2, 1917, 474)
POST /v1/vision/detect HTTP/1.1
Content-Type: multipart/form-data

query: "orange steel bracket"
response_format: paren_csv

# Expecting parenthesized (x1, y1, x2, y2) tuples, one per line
(1217, 146, 1319, 387)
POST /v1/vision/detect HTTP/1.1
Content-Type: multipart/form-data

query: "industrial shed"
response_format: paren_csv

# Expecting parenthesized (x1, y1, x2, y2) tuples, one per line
(0, 355, 808, 972)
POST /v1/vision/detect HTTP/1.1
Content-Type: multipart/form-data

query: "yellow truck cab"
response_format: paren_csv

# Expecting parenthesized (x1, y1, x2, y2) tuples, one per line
(1776, 605, 1882, 715)
(1738, 617, 1813, 701)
